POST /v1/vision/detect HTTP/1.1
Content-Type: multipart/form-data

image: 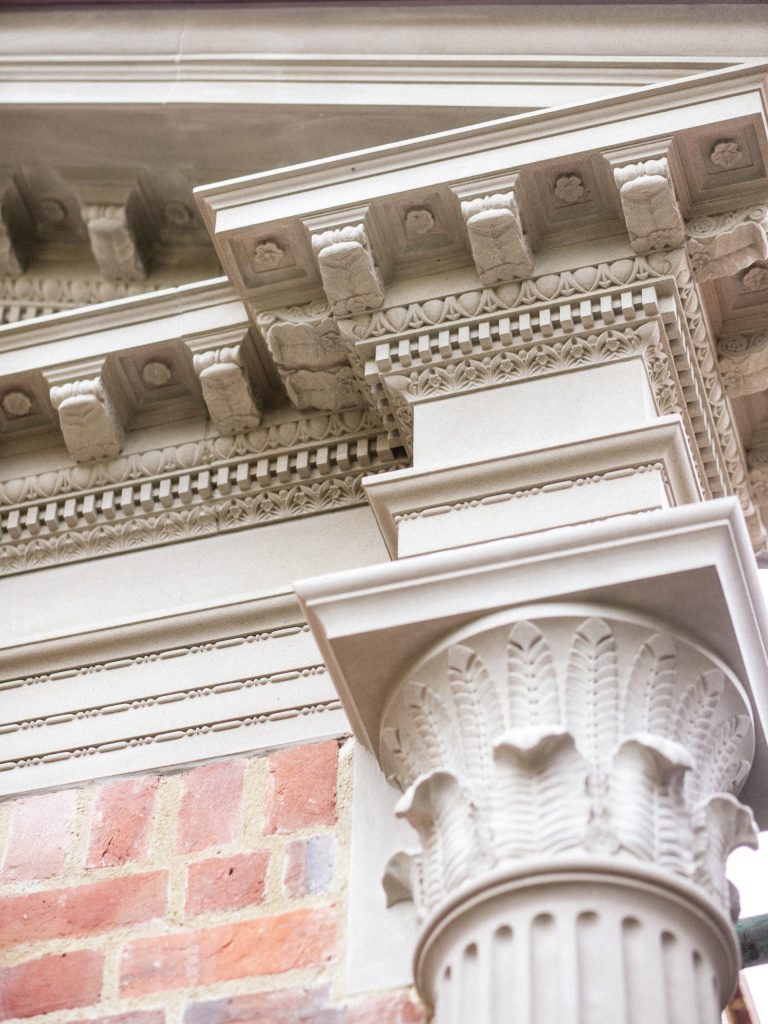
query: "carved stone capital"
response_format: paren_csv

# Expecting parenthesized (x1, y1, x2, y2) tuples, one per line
(459, 191, 534, 285)
(48, 375, 125, 462)
(82, 204, 147, 282)
(381, 611, 755, 922)
(309, 222, 385, 316)
(380, 608, 756, 1023)
(191, 343, 262, 434)
(613, 158, 686, 254)
(686, 205, 768, 284)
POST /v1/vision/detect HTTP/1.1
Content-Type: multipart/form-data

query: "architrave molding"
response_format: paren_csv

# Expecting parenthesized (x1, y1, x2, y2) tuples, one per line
(0, 588, 347, 795)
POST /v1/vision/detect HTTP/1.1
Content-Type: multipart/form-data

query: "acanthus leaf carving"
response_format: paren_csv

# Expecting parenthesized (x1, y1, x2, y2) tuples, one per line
(381, 613, 755, 918)
(611, 734, 692, 870)
(506, 620, 560, 730)
(382, 849, 420, 908)
(674, 668, 724, 803)
(395, 769, 482, 911)
(691, 794, 758, 909)
(717, 328, 768, 398)
(447, 643, 500, 786)
(492, 726, 589, 860)
(564, 617, 619, 768)
(623, 632, 676, 738)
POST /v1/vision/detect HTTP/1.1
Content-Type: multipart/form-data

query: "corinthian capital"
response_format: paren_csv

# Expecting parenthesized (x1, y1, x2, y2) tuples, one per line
(382, 612, 755, 922)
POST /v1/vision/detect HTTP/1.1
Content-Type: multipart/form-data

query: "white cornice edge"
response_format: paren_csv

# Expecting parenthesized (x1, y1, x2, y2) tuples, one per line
(196, 61, 768, 228)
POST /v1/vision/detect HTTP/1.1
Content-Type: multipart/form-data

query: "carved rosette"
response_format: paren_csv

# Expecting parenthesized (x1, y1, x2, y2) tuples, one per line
(381, 608, 756, 1023)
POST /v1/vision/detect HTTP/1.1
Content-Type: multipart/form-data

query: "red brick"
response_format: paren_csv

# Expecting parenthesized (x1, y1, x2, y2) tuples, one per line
(120, 907, 335, 996)
(346, 992, 428, 1024)
(0, 871, 167, 949)
(1, 789, 76, 881)
(176, 760, 245, 854)
(283, 834, 335, 897)
(88, 776, 159, 867)
(199, 906, 335, 983)
(0, 950, 103, 1020)
(183, 986, 341, 1024)
(119, 933, 198, 997)
(266, 741, 338, 834)
(185, 850, 269, 917)
(73, 1014, 164, 1024)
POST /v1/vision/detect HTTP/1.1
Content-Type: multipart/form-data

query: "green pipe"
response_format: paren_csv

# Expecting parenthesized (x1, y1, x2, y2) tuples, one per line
(738, 915, 768, 968)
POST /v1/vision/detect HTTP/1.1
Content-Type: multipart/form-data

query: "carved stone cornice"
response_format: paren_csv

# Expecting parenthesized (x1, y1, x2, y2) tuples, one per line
(0, 405, 383, 504)
(454, 179, 534, 286)
(306, 211, 385, 316)
(338, 248, 762, 547)
(189, 341, 263, 434)
(82, 203, 148, 283)
(0, 274, 161, 324)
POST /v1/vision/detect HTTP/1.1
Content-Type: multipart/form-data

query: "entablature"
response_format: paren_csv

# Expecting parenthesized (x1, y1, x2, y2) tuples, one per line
(0, 279, 404, 575)
(194, 64, 768, 548)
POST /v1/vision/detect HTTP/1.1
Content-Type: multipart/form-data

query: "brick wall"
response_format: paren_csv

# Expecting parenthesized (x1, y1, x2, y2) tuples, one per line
(0, 739, 428, 1024)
